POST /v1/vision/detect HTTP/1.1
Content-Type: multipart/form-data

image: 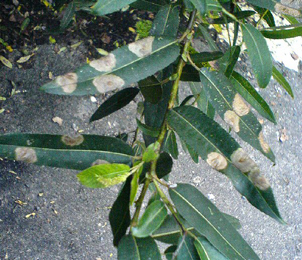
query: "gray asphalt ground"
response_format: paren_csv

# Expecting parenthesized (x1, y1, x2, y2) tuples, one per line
(0, 36, 301, 260)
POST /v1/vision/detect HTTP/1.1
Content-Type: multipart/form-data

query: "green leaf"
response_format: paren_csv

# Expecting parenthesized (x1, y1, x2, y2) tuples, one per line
(170, 184, 260, 260)
(176, 234, 200, 260)
(231, 71, 276, 123)
(261, 24, 302, 39)
(272, 66, 294, 98)
(142, 142, 160, 162)
(137, 118, 161, 138)
(92, 0, 136, 16)
(130, 163, 143, 205)
(283, 14, 299, 25)
(118, 235, 161, 260)
(208, 11, 256, 24)
(90, 87, 139, 122)
(41, 37, 180, 95)
(194, 237, 228, 260)
(206, 0, 222, 11)
(197, 25, 220, 51)
(150, 4, 180, 37)
(77, 163, 131, 188)
(60, 2, 75, 30)
(139, 76, 162, 104)
(163, 130, 179, 159)
(190, 51, 224, 65)
(181, 65, 200, 82)
(166, 106, 283, 223)
(241, 23, 272, 88)
(131, 0, 168, 12)
(132, 200, 168, 238)
(219, 46, 241, 78)
(199, 69, 275, 162)
(110, 177, 131, 246)
(222, 213, 241, 230)
(189, 0, 206, 15)
(246, 0, 302, 17)
(0, 134, 134, 170)
(189, 82, 215, 118)
(253, 7, 275, 27)
(165, 245, 177, 260)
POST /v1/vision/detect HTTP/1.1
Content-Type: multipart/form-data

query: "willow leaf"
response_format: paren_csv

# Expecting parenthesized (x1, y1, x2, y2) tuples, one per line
(92, 0, 136, 16)
(189, 0, 206, 15)
(194, 237, 228, 260)
(272, 66, 294, 98)
(166, 106, 283, 223)
(0, 133, 134, 170)
(163, 130, 179, 159)
(241, 23, 272, 88)
(41, 37, 179, 95)
(219, 46, 241, 78)
(199, 68, 275, 162)
(246, 0, 302, 17)
(261, 24, 302, 39)
(118, 235, 161, 260)
(231, 71, 276, 123)
(170, 184, 260, 260)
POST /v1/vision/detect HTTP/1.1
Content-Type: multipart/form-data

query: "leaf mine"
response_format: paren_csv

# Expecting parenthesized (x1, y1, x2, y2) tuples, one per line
(258, 132, 270, 153)
(206, 152, 228, 170)
(89, 53, 116, 72)
(61, 135, 84, 146)
(232, 93, 250, 116)
(224, 110, 240, 132)
(56, 72, 78, 93)
(249, 171, 270, 191)
(15, 147, 37, 163)
(92, 159, 110, 166)
(92, 74, 125, 93)
(231, 148, 259, 174)
(128, 36, 154, 58)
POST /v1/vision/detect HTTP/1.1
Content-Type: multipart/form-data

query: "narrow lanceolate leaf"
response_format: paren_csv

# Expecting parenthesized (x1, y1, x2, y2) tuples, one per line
(208, 11, 256, 24)
(131, 0, 168, 12)
(77, 163, 130, 188)
(150, 4, 180, 37)
(176, 235, 200, 260)
(0, 134, 134, 170)
(110, 178, 131, 246)
(132, 200, 167, 238)
(241, 23, 272, 88)
(231, 71, 276, 123)
(163, 130, 179, 159)
(60, 1, 75, 30)
(246, 0, 302, 17)
(189, 0, 206, 15)
(219, 46, 241, 78)
(190, 51, 223, 65)
(166, 106, 283, 223)
(170, 184, 260, 260)
(261, 24, 302, 39)
(130, 163, 143, 205)
(189, 82, 215, 119)
(118, 235, 161, 260)
(272, 66, 294, 98)
(92, 0, 136, 16)
(199, 69, 275, 162)
(253, 7, 275, 27)
(194, 237, 228, 260)
(41, 37, 179, 95)
(136, 119, 160, 138)
(90, 87, 139, 122)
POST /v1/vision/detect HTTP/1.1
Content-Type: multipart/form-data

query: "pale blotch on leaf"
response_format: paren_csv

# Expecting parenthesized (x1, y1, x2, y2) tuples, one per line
(224, 110, 240, 132)
(275, 3, 300, 17)
(232, 94, 250, 116)
(249, 171, 270, 191)
(97, 175, 129, 187)
(93, 74, 125, 93)
(15, 147, 37, 164)
(231, 148, 259, 174)
(206, 152, 228, 171)
(128, 36, 154, 58)
(258, 132, 270, 153)
(92, 159, 110, 166)
(90, 53, 116, 72)
(61, 135, 84, 146)
(56, 72, 78, 93)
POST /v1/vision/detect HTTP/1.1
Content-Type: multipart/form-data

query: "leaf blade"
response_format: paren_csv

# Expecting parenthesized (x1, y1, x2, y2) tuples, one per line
(92, 0, 137, 16)
(272, 66, 294, 98)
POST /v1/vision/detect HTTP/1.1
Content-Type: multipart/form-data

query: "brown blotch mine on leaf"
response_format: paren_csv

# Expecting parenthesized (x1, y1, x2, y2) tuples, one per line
(15, 147, 38, 164)
(61, 135, 84, 146)
(90, 53, 116, 72)
(56, 72, 78, 93)
(232, 94, 250, 116)
(128, 36, 154, 58)
(231, 148, 259, 174)
(224, 110, 240, 132)
(258, 132, 270, 153)
(92, 159, 110, 166)
(206, 152, 228, 171)
(249, 171, 270, 191)
(93, 74, 125, 93)
(275, 3, 300, 17)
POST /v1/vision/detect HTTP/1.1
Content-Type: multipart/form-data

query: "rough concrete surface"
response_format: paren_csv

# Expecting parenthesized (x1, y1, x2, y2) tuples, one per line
(0, 36, 302, 260)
